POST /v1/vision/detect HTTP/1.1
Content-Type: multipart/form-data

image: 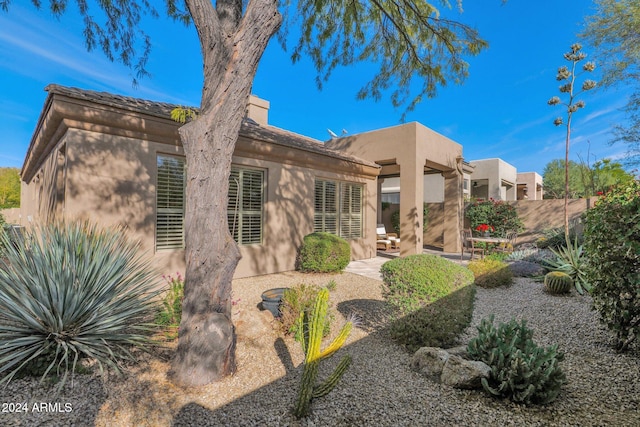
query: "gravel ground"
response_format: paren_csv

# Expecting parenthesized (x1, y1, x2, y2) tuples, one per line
(0, 271, 638, 427)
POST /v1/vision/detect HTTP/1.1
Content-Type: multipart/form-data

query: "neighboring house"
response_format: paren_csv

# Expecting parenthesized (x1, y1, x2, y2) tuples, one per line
(516, 172, 544, 200)
(469, 158, 518, 201)
(19, 85, 380, 278)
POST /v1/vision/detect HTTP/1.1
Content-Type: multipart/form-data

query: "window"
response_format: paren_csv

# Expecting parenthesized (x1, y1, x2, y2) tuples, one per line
(156, 155, 186, 250)
(228, 167, 264, 245)
(314, 180, 338, 234)
(314, 179, 363, 239)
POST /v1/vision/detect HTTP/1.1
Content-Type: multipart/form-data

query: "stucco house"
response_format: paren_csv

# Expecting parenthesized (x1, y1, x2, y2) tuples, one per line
(469, 158, 518, 201)
(516, 172, 544, 200)
(18, 84, 465, 278)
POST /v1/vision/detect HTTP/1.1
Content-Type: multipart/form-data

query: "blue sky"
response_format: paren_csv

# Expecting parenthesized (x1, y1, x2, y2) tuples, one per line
(0, 1, 632, 175)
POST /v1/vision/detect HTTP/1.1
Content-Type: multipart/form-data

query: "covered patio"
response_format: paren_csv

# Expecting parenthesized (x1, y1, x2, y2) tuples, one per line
(327, 122, 464, 256)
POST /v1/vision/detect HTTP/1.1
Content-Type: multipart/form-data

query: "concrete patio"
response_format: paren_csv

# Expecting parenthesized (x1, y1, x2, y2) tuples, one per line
(345, 247, 473, 281)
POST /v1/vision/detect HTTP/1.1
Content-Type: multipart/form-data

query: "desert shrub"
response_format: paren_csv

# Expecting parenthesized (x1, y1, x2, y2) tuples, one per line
(279, 283, 334, 339)
(506, 248, 554, 264)
(584, 180, 640, 352)
(389, 284, 475, 351)
(381, 254, 474, 314)
(508, 261, 546, 278)
(381, 255, 475, 350)
(536, 221, 583, 249)
(154, 273, 185, 339)
(0, 221, 159, 389)
(465, 199, 524, 237)
(468, 258, 513, 288)
(298, 233, 350, 273)
(467, 315, 566, 405)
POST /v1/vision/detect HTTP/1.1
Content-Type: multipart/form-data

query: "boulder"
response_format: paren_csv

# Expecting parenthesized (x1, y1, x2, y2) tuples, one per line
(440, 355, 491, 389)
(445, 345, 469, 359)
(410, 347, 450, 379)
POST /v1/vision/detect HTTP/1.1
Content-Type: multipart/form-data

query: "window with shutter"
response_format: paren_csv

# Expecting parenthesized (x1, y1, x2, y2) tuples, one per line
(156, 155, 186, 250)
(314, 178, 363, 239)
(228, 166, 264, 245)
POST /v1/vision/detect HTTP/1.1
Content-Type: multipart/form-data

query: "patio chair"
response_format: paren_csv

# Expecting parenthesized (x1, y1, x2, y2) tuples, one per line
(377, 224, 400, 249)
(461, 228, 484, 261)
(495, 231, 517, 254)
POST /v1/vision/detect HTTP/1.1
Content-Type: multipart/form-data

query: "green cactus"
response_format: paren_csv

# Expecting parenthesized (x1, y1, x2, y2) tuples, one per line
(293, 287, 353, 419)
(467, 315, 566, 405)
(544, 271, 573, 294)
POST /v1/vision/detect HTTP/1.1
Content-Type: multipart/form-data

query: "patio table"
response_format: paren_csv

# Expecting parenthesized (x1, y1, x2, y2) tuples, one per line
(470, 236, 508, 245)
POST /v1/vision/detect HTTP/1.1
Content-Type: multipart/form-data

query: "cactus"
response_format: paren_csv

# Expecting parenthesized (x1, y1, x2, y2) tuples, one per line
(544, 271, 573, 294)
(293, 288, 353, 419)
(467, 315, 566, 405)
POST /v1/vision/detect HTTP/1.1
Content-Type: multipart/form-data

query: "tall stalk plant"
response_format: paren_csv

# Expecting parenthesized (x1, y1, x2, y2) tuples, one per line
(548, 43, 597, 245)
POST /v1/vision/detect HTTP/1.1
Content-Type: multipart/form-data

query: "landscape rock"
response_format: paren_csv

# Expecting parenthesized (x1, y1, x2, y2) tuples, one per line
(445, 345, 469, 359)
(440, 355, 491, 389)
(410, 347, 450, 379)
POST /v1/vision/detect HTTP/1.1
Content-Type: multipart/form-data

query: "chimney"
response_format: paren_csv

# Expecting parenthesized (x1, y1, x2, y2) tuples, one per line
(246, 95, 270, 126)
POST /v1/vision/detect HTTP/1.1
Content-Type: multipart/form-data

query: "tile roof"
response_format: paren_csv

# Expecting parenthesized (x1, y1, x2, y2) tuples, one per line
(45, 84, 379, 168)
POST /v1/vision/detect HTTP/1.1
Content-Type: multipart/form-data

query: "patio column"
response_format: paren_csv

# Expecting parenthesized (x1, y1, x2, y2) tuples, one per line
(443, 168, 462, 253)
(377, 178, 385, 224)
(398, 156, 424, 256)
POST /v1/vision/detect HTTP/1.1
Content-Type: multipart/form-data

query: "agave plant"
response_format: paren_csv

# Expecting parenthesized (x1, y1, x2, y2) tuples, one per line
(544, 237, 591, 295)
(0, 221, 160, 389)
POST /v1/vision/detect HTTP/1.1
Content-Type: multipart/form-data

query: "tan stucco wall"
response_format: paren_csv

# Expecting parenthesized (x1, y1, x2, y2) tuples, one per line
(508, 198, 596, 243)
(20, 93, 378, 279)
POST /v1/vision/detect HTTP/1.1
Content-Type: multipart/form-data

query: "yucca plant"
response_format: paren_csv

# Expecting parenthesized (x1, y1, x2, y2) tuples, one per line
(0, 221, 160, 390)
(544, 237, 591, 295)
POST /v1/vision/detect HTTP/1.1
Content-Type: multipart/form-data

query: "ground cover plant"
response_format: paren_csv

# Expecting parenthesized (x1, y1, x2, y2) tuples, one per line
(468, 257, 513, 288)
(0, 221, 159, 390)
(155, 273, 185, 340)
(381, 254, 475, 350)
(467, 315, 566, 405)
(584, 180, 640, 351)
(279, 282, 335, 340)
(298, 233, 350, 273)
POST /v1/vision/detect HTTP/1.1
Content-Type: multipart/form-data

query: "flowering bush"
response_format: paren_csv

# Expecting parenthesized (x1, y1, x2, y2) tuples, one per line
(466, 199, 524, 237)
(475, 224, 495, 234)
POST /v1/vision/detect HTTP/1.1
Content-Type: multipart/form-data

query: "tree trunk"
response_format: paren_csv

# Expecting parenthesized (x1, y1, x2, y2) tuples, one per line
(170, 0, 281, 387)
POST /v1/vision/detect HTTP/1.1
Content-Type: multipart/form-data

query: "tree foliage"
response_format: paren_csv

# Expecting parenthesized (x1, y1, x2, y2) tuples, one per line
(584, 179, 640, 352)
(0, 168, 20, 209)
(542, 158, 634, 199)
(581, 0, 640, 165)
(282, 0, 497, 117)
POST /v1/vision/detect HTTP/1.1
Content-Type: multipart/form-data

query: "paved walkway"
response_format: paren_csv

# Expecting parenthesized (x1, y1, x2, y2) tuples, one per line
(345, 247, 472, 281)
